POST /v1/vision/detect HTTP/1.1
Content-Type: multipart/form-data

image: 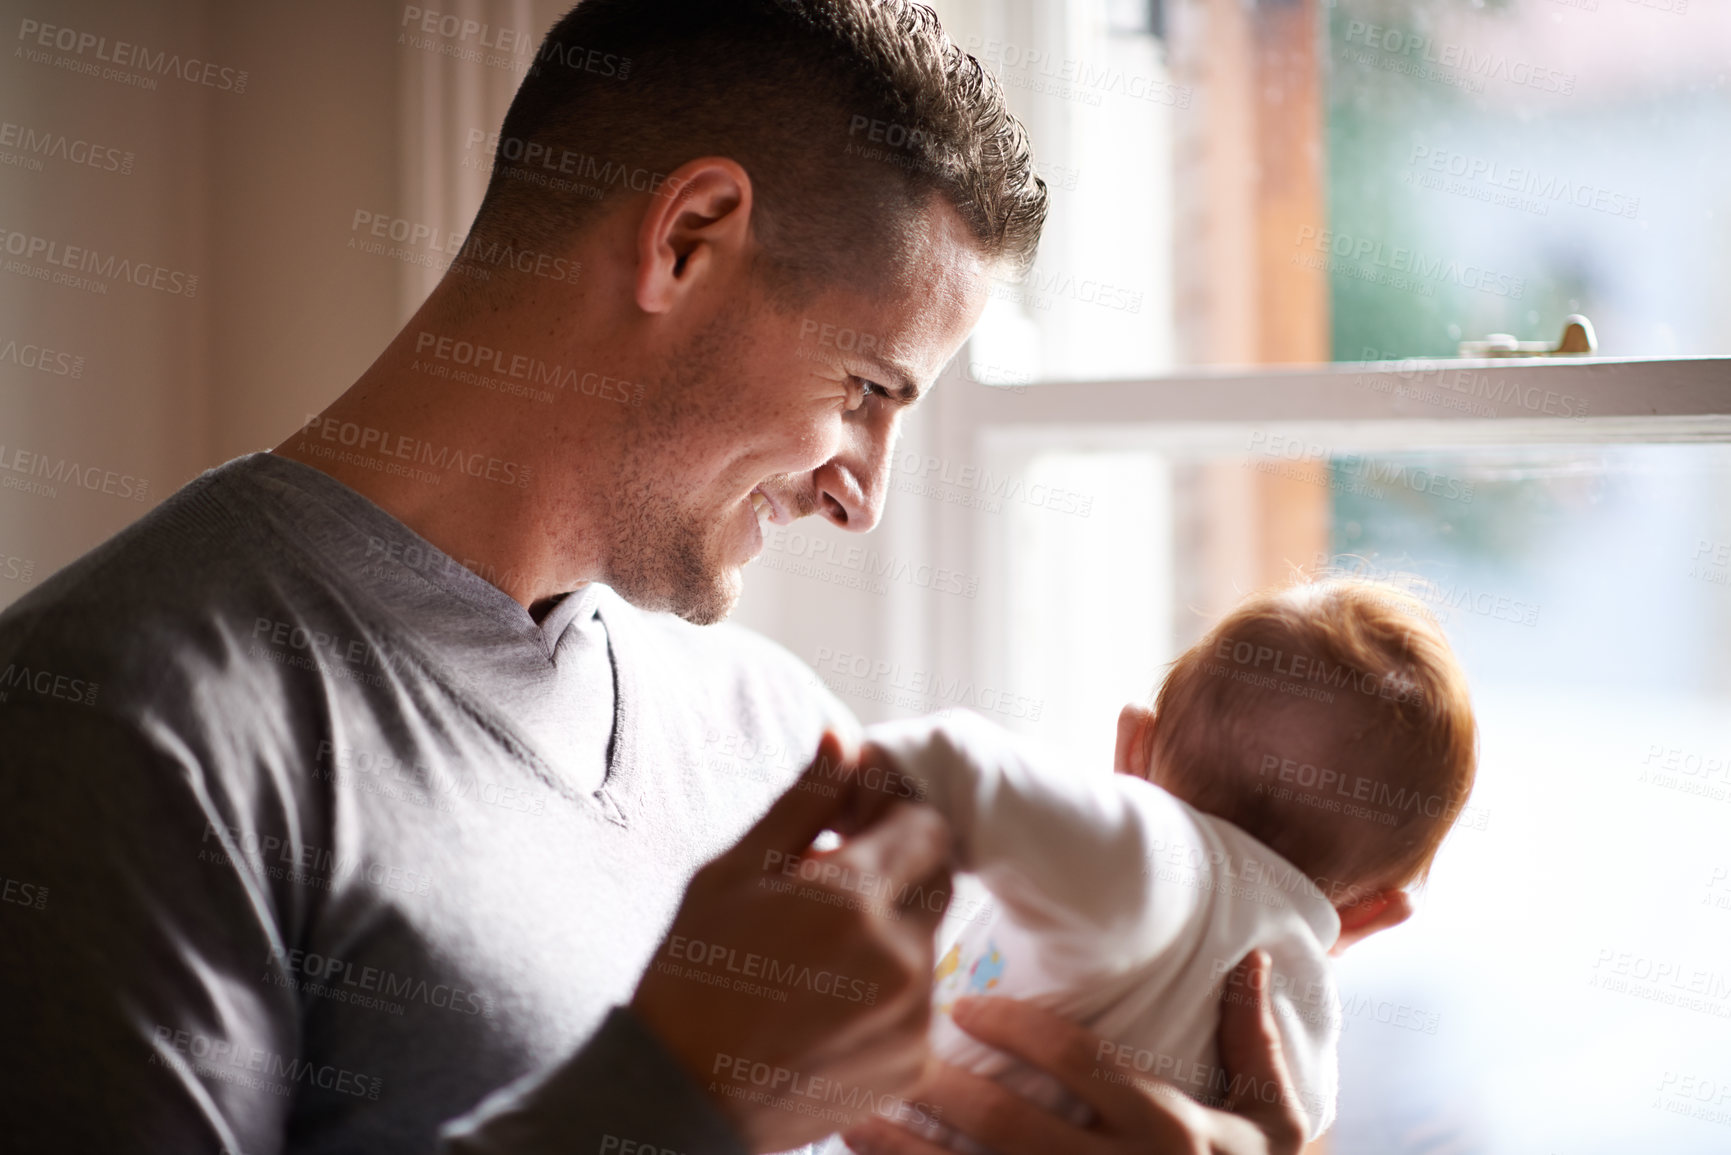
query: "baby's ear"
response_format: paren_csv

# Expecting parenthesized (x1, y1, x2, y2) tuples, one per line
(1328, 888, 1415, 957)
(1114, 704, 1157, 779)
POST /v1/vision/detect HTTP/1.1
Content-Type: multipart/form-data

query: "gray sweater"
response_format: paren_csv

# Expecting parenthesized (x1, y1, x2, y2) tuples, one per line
(0, 452, 854, 1154)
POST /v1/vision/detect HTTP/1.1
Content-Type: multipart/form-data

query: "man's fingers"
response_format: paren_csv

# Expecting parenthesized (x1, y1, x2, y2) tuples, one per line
(841, 1115, 953, 1155)
(886, 1060, 1092, 1155)
(897, 862, 954, 935)
(733, 731, 859, 859)
(946, 996, 1190, 1144)
(1216, 950, 1310, 1148)
(738, 738, 950, 912)
(781, 972, 937, 1100)
(824, 800, 952, 908)
(827, 741, 916, 838)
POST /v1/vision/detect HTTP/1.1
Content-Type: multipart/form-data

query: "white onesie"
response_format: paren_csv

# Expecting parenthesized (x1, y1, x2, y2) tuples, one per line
(822, 709, 1343, 1152)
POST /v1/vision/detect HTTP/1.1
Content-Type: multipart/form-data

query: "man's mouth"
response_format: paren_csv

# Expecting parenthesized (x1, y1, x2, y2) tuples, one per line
(750, 487, 791, 526)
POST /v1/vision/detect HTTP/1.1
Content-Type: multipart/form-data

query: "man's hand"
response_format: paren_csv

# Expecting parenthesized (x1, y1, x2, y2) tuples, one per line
(840, 950, 1308, 1155)
(631, 732, 955, 1154)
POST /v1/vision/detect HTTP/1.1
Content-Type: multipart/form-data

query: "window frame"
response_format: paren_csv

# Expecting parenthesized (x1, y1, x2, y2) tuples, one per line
(896, 354, 1731, 714)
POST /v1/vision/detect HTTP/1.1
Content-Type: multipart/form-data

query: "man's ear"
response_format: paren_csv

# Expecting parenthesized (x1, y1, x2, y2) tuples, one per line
(1114, 704, 1157, 780)
(634, 156, 752, 315)
(1329, 888, 1414, 957)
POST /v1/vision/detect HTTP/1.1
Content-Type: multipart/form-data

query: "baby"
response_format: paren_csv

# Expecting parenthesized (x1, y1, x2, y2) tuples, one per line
(829, 577, 1477, 1150)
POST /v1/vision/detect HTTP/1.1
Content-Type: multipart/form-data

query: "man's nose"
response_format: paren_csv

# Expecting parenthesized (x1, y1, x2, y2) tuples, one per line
(812, 412, 897, 532)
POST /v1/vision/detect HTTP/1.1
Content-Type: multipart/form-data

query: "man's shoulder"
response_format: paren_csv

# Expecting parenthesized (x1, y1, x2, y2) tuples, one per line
(0, 457, 352, 723)
(6, 462, 233, 627)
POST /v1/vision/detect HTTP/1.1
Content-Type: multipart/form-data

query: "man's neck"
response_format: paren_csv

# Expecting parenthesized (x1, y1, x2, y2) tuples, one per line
(272, 301, 621, 612)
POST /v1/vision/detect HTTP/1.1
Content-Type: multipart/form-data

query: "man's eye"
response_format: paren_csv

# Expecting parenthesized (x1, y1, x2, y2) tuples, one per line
(854, 377, 883, 400)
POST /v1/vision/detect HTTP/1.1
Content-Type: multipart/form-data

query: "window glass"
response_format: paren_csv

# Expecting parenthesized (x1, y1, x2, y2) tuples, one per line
(950, 0, 1731, 380)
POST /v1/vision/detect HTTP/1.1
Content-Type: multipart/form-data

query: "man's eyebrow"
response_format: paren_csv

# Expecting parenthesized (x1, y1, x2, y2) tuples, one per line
(864, 355, 924, 404)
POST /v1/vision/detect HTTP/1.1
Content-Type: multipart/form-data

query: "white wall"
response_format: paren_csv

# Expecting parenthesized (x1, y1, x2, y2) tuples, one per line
(0, 0, 407, 605)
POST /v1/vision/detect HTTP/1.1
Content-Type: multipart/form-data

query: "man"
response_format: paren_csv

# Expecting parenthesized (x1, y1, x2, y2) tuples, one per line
(0, 2, 1307, 1152)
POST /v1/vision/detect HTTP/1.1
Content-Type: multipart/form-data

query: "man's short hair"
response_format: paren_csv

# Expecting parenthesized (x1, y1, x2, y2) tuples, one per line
(462, 0, 1048, 302)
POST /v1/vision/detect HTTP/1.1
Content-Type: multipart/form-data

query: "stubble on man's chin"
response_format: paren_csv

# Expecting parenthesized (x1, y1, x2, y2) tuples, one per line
(604, 508, 742, 626)
(658, 525, 741, 625)
(673, 569, 742, 626)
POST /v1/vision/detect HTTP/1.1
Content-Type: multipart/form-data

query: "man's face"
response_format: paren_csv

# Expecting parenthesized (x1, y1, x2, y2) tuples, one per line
(605, 202, 991, 624)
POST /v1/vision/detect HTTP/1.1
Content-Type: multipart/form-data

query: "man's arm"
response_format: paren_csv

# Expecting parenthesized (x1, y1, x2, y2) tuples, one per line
(438, 1005, 754, 1155)
(840, 951, 1309, 1155)
(0, 702, 300, 1154)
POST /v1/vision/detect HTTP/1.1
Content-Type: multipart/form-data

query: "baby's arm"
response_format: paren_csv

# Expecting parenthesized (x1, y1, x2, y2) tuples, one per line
(865, 709, 1207, 978)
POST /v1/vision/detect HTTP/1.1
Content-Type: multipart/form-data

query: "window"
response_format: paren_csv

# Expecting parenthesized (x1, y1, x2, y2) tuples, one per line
(935, 0, 1731, 381)
(744, 357, 1731, 1148)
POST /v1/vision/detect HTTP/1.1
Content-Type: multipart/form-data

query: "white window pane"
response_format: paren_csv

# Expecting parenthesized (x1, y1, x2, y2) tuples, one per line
(954, 0, 1731, 377)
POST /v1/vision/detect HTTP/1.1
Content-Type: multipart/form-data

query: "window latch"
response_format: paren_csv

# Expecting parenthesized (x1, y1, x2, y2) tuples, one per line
(1457, 314, 1597, 358)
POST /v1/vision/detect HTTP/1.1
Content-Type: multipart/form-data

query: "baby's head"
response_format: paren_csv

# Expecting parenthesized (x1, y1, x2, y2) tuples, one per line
(1115, 577, 1477, 954)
